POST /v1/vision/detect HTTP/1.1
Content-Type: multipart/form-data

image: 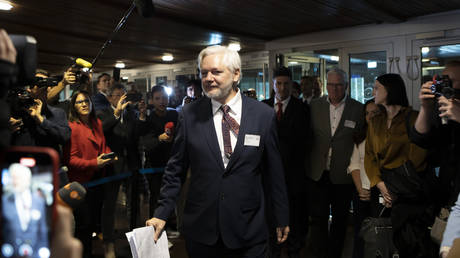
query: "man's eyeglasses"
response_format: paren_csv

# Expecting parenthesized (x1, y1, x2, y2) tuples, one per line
(326, 83, 345, 88)
(75, 99, 90, 105)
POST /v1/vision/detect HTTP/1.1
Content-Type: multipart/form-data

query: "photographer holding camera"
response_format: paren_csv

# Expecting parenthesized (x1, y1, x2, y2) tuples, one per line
(409, 60, 460, 257)
(8, 69, 71, 154)
(0, 28, 82, 258)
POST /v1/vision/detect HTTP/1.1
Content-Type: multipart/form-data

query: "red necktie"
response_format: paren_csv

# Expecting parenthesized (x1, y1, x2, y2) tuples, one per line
(221, 105, 240, 158)
(276, 102, 283, 121)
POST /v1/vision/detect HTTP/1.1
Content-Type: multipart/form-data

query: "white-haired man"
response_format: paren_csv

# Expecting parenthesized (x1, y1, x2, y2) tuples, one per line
(146, 45, 289, 257)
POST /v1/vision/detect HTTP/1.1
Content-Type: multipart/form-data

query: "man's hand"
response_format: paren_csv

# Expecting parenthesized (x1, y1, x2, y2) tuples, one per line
(0, 29, 16, 63)
(419, 81, 436, 110)
(438, 96, 460, 123)
(62, 68, 76, 85)
(28, 99, 44, 124)
(51, 205, 83, 258)
(114, 94, 129, 117)
(9, 117, 23, 133)
(158, 132, 172, 142)
(146, 217, 166, 242)
(276, 226, 289, 244)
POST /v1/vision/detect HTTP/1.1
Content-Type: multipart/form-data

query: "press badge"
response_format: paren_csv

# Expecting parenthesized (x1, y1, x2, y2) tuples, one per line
(344, 120, 356, 129)
(244, 134, 260, 147)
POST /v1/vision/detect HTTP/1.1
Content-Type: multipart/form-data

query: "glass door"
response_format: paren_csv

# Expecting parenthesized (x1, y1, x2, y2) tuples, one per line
(342, 44, 393, 103)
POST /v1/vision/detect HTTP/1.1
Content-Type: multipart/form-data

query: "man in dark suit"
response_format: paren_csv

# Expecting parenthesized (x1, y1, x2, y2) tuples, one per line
(2, 163, 48, 258)
(262, 67, 310, 258)
(93, 73, 111, 111)
(146, 45, 290, 258)
(96, 83, 141, 258)
(307, 68, 364, 258)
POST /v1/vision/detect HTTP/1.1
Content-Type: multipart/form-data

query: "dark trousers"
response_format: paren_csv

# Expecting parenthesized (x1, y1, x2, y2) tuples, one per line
(351, 190, 372, 258)
(74, 186, 104, 258)
(102, 179, 121, 243)
(268, 192, 308, 258)
(185, 237, 267, 258)
(307, 172, 352, 258)
(147, 172, 163, 218)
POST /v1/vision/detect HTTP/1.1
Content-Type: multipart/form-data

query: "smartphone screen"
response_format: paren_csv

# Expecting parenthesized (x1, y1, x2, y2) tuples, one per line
(0, 147, 58, 258)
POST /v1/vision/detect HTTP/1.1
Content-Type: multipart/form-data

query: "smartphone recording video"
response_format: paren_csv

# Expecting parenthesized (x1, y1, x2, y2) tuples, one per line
(0, 147, 59, 258)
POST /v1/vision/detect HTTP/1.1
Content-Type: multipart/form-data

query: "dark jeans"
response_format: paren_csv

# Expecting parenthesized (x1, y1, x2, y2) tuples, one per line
(307, 172, 352, 258)
(268, 192, 308, 258)
(185, 237, 267, 258)
(74, 185, 104, 258)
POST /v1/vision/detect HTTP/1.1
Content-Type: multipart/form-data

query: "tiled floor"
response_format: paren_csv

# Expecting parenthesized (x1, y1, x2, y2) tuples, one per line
(90, 187, 355, 258)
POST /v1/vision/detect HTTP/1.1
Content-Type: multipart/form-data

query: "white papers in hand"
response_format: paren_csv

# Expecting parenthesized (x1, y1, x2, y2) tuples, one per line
(125, 226, 170, 258)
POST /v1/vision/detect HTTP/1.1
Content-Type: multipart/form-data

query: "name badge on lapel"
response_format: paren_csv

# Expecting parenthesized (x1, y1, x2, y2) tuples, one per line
(244, 134, 260, 147)
(344, 120, 356, 129)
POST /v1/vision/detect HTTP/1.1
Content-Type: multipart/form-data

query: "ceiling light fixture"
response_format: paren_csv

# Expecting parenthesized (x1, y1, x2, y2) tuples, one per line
(115, 62, 125, 68)
(421, 47, 430, 54)
(0, 1, 13, 11)
(162, 54, 173, 62)
(228, 43, 241, 52)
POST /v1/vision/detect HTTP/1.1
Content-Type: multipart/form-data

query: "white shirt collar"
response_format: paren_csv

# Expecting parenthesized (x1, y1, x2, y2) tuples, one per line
(211, 89, 242, 116)
(326, 93, 347, 106)
(274, 95, 291, 106)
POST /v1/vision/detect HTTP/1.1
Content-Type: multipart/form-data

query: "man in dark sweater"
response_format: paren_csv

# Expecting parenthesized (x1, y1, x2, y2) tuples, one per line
(139, 85, 178, 217)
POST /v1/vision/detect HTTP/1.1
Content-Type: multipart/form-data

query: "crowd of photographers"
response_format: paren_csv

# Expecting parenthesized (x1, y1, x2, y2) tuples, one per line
(0, 29, 202, 258)
(2, 26, 460, 258)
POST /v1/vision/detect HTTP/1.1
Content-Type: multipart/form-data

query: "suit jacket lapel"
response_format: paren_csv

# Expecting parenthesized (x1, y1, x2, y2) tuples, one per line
(225, 95, 249, 172)
(201, 98, 225, 171)
(333, 97, 351, 138)
(321, 98, 332, 138)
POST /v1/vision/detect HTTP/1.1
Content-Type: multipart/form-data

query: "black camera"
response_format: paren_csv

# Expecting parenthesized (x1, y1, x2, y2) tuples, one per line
(34, 76, 59, 88)
(8, 35, 37, 88)
(7, 88, 36, 119)
(431, 75, 455, 99)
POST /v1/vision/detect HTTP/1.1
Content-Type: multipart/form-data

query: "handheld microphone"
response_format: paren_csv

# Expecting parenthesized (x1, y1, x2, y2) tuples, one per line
(165, 122, 174, 136)
(134, 0, 155, 18)
(56, 182, 87, 210)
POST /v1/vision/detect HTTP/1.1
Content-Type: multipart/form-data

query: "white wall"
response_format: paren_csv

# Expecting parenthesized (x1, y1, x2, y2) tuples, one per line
(266, 9, 460, 109)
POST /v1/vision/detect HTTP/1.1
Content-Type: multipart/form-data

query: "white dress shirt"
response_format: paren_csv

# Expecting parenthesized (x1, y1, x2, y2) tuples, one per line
(326, 95, 347, 170)
(347, 140, 370, 189)
(274, 96, 290, 114)
(211, 90, 242, 168)
(15, 190, 32, 232)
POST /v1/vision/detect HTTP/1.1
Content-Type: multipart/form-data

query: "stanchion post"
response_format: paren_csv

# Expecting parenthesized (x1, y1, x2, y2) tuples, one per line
(130, 168, 139, 230)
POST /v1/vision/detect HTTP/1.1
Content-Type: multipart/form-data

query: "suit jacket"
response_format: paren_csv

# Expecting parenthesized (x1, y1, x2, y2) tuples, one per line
(63, 118, 111, 183)
(11, 105, 71, 153)
(154, 95, 289, 249)
(2, 192, 48, 258)
(97, 106, 141, 174)
(262, 97, 311, 195)
(93, 92, 111, 111)
(308, 96, 363, 184)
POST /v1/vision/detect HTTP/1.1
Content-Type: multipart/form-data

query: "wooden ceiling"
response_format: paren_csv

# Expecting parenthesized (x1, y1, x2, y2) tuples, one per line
(1, 0, 460, 74)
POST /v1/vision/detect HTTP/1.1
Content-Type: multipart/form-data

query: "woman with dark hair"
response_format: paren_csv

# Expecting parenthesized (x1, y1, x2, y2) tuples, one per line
(348, 99, 384, 258)
(63, 90, 115, 258)
(364, 74, 433, 257)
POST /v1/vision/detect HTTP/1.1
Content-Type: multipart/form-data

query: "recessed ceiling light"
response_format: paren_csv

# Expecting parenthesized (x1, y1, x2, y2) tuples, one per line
(162, 54, 173, 62)
(115, 62, 125, 68)
(0, 1, 13, 11)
